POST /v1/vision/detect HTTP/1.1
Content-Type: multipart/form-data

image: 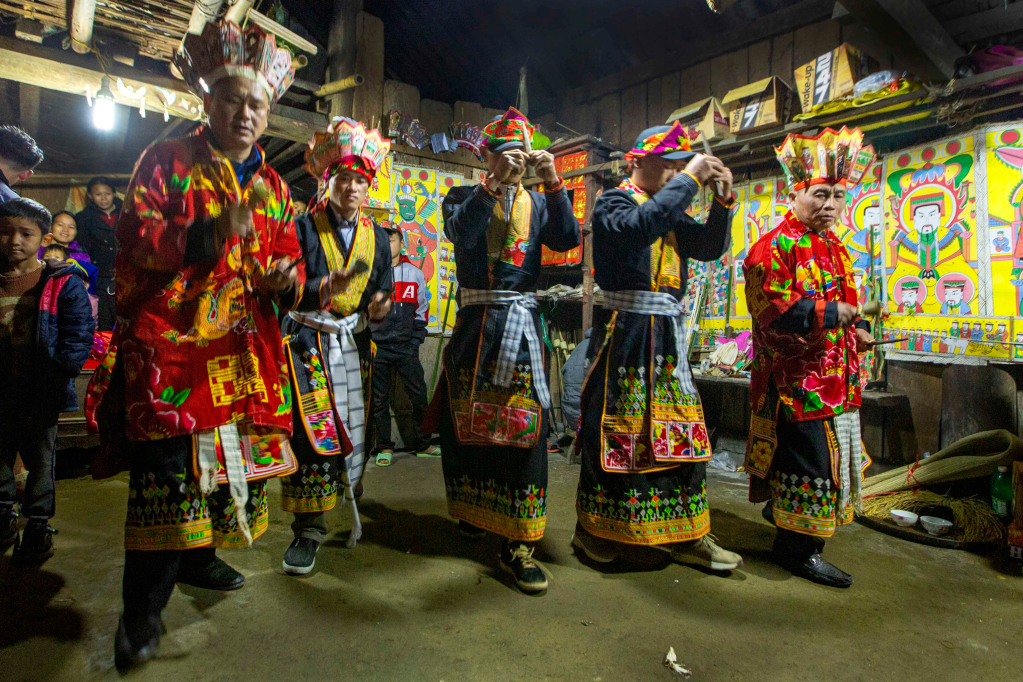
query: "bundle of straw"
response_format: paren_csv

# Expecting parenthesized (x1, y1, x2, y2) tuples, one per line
(862, 430, 1022, 497)
(861, 490, 1004, 544)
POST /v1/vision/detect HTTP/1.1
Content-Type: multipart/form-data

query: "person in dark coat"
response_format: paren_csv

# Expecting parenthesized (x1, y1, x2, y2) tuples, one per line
(0, 198, 94, 564)
(573, 123, 742, 573)
(431, 107, 580, 594)
(370, 224, 438, 465)
(76, 176, 123, 331)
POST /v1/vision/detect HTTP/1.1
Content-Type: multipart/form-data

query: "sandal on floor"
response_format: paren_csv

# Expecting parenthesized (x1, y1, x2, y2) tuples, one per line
(416, 445, 441, 458)
(375, 450, 393, 466)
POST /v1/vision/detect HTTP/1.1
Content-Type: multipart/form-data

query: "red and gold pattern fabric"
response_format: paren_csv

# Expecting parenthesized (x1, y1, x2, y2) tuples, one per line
(743, 210, 862, 478)
(87, 126, 303, 482)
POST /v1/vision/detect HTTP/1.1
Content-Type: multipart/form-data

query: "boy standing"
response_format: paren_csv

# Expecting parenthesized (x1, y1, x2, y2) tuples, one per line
(76, 177, 122, 331)
(0, 198, 95, 562)
(370, 224, 438, 465)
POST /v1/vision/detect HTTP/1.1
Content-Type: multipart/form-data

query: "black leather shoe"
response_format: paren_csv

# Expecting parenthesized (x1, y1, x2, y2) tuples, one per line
(0, 511, 17, 550)
(775, 550, 853, 588)
(114, 616, 160, 673)
(458, 520, 486, 539)
(177, 555, 245, 591)
(12, 521, 53, 564)
(761, 503, 774, 524)
(282, 538, 319, 576)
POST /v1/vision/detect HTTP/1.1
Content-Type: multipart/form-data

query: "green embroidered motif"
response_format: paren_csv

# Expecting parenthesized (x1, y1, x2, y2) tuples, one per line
(614, 366, 647, 415)
(446, 475, 547, 522)
(578, 482, 708, 525)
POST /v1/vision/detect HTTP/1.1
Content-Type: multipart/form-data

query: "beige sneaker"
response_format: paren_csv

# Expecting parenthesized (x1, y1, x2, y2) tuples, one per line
(571, 523, 621, 563)
(670, 535, 742, 571)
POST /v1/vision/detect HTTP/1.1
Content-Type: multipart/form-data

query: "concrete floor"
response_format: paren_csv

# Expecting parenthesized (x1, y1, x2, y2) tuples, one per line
(1, 454, 1021, 682)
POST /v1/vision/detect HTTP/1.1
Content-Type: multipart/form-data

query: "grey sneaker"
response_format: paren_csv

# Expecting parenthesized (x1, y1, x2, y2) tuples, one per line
(571, 523, 620, 563)
(670, 535, 742, 571)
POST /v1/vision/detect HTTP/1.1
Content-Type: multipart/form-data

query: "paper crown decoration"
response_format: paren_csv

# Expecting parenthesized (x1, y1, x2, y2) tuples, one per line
(175, 20, 296, 103)
(305, 117, 391, 181)
(483, 107, 535, 151)
(450, 122, 484, 159)
(774, 126, 875, 191)
(625, 121, 692, 160)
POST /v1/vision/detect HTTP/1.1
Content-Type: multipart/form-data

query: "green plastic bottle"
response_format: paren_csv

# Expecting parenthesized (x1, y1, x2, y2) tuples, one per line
(991, 466, 1013, 520)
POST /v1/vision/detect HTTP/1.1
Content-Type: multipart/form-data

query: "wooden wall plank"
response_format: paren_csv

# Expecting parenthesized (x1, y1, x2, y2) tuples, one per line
(453, 101, 484, 127)
(709, 47, 749, 100)
(383, 79, 420, 119)
(420, 99, 453, 137)
(596, 91, 621, 148)
(771, 31, 794, 81)
(679, 61, 711, 107)
(352, 12, 384, 128)
(620, 82, 647, 152)
(659, 71, 681, 122)
(748, 39, 772, 82)
(793, 19, 842, 72)
(647, 76, 663, 127)
(841, 21, 895, 70)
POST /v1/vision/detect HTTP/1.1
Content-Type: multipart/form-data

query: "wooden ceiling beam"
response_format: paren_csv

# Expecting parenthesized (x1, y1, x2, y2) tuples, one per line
(943, 2, 1023, 44)
(839, 0, 964, 80)
(0, 35, 325, 142)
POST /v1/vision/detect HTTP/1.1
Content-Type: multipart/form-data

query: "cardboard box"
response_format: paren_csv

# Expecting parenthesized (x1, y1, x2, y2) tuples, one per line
(722, 77, 793, 135)
(793, 43, 880, 113)
(666, 97, 730, 143)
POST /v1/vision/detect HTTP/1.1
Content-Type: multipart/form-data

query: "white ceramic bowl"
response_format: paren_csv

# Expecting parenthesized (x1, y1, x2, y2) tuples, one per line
(920, 516, 953, 536)
(890, 509, 919, 527)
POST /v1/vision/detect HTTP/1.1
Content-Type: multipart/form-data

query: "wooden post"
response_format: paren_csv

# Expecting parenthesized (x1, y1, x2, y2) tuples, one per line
(328, 0, 364, 120)
(18, 83, 39, 137)
(353, 12, 384, 126)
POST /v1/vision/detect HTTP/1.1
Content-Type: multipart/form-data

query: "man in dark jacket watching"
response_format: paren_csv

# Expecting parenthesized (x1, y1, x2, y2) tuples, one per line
(76, 176, 122, 331)
(0, 125, 44, 204)
(370, 224, 439, 465)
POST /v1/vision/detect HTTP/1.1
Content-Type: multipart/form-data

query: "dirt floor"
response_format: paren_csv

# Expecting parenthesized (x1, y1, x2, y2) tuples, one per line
(1, 453, 1021, 682)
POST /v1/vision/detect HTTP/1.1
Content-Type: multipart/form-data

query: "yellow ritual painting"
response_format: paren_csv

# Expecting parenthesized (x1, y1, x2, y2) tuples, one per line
(883, 137, 977, 317)
(985, 127, 1023, 320)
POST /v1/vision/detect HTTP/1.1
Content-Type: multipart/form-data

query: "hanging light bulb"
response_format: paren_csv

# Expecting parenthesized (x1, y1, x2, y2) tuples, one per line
(93, 76, 115, 131)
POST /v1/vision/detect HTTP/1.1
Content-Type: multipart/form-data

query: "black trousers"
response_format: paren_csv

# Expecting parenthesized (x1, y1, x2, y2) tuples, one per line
(371, 341, 431, 452)
(96, 275, 116, 331)
(0, 419, 58, 520)
(122, 546, 215, 638)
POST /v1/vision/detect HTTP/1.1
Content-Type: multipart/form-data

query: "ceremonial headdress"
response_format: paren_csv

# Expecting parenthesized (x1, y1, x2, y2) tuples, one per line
(945, 279, 966, 289)
(483, 107, 535, 152)
(175, 20, 296, 102)
(774, 126, 875, 191)
(625, 122, 694, 161)
(305, 117, 391, 182)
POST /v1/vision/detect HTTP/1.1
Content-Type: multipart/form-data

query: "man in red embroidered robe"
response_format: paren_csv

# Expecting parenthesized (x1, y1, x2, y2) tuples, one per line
(573, 123, 742, 572)
(90, 20, 307, 671)
(744, 127, 876, 588)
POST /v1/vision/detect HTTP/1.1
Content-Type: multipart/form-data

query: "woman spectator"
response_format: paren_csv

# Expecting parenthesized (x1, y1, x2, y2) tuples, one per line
(76, 177, 122, 330)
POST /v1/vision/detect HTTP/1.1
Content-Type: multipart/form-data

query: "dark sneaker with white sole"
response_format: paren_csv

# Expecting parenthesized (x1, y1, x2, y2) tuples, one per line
(12, 520, 54, 564)
(500, 541, 548, 593)
(283, 537, 320, 576)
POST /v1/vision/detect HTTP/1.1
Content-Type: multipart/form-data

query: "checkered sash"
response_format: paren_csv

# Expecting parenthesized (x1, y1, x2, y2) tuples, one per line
(458, 289, 551, 409)
(602, 290, 697, 396)
(196, 422, 252, 545)
(289, 310, 368, 547)
(834, 409, 864, 514)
